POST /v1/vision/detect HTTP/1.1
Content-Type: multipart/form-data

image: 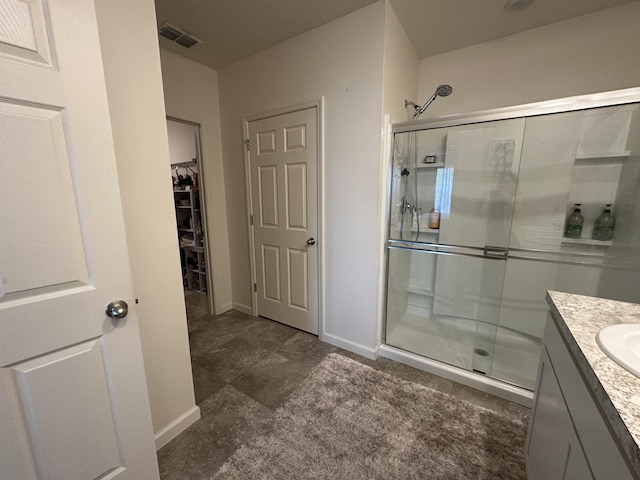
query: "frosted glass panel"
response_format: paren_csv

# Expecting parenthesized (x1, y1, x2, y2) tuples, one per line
(509, 112, 579, 251)
(577, 106, 639, 239)
(389, 129, 448, 242)
(440, 120, 525, 249)
(493, 258, 640, 389)
(386, 248, 508, 377)
(389, 119, 525, 248)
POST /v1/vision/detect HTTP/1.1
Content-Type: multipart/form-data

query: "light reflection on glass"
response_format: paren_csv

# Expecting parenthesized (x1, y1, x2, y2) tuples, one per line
(434, 167, 454, 217)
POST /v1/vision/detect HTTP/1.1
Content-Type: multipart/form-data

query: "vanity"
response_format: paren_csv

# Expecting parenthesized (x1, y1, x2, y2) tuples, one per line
(525, 291, 640, 479)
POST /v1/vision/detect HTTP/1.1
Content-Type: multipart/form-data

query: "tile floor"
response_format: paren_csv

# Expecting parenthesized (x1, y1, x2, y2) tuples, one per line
(157, 291, 529, 479)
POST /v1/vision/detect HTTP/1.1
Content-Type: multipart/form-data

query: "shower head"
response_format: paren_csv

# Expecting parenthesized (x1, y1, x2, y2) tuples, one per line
(435, 84, 453, 97)
(412, 84, 454, 119)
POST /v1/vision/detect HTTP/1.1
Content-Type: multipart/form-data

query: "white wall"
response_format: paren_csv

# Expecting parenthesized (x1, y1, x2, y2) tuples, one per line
(160, 49, 233, 314)
(218, 2, 386, 355)
(94, 0, 199, 448)
(417, 2, 640, 117)
(167, 119, 197, 166)
(382, 2, 419, 123)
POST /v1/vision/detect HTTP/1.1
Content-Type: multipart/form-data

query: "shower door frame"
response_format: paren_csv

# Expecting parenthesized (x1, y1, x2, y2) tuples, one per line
(391, 87, 640, 136)
(379, 86, 640, 407)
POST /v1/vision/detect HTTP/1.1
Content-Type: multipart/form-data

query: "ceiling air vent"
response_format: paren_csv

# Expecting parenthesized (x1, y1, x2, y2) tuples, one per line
(158, 23, 202, 49)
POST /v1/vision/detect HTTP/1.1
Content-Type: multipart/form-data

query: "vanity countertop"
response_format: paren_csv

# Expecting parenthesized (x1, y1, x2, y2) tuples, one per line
(546, 290, 640, 475)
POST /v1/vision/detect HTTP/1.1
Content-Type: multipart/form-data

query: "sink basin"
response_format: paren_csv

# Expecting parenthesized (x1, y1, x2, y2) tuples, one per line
(597, 324, 640, 378)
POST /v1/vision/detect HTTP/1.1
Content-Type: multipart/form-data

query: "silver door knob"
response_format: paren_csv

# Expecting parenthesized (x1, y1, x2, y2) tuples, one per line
(306, 238, 316, 246)
(106, 300, 128, 319)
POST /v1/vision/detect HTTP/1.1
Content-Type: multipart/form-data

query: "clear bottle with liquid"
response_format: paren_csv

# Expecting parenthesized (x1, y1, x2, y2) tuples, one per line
(592, 204, 615, 241)
(428, 208, 440, 229)
(564, 204, 584, 239)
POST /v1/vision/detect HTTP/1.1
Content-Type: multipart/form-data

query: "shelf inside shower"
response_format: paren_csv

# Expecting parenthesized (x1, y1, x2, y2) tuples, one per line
(406, 286, 434, 297)
(410, 227, 439, 234)
(416, 162, 445, 169)
(561, 237, 613, 247)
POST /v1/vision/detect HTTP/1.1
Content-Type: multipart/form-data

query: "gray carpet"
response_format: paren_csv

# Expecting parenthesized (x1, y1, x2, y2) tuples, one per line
(212, 353, 527, 480)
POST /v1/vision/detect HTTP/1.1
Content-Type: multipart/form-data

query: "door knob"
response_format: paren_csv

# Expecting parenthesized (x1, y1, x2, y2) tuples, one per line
(306, 238, 316, 246)
(106, 300, 128, 319)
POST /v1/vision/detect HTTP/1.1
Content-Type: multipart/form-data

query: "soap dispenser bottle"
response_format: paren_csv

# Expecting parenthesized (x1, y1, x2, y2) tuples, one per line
(592, 204, 615, 241)
(565, 204, 584, 239)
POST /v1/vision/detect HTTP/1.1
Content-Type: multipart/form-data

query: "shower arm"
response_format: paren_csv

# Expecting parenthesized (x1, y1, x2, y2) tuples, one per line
(413, 94, 438, 119)
(405, 84, 453, 119)
(404, 100, 420, 115)
(405, 96, 437, 119)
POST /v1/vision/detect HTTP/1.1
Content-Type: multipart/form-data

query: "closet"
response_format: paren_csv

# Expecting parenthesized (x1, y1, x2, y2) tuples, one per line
(167, 118, 210, 301)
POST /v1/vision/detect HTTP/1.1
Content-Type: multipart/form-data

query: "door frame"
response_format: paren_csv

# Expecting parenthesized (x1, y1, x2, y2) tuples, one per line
(167, 115, 215, 316)
(242, 99, 324, 338)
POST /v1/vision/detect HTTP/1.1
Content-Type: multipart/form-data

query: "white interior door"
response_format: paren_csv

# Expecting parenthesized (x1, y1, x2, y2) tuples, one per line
(0, 1, 159, 479)
(248, 108, 318, 334)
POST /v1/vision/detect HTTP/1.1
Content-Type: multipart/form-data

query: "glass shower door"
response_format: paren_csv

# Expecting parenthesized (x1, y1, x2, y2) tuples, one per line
(386, 100, 640, 391)
(492, 103, 640, 389)
(386, 118, 526, 382)
(386, 246, 509, 375)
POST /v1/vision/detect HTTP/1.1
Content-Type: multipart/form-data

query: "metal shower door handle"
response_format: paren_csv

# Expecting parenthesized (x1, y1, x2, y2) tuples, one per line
(483, 246, 508, 260)
(306, 238, 316, 246)
(106, 300, 129, 319)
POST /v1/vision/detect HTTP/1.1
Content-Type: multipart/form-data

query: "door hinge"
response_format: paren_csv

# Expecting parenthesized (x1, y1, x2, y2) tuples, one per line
(244, 139, 250, 151)
(254, 283, 257, 293)
(250, 214, 254, 225)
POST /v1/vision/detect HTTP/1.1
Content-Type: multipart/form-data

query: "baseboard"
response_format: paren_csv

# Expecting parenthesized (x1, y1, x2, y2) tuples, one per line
(216, 302, 233, 315)
(321, 333, 378, 360)
(232, 302, 253, 315)
(154, 405, 201, 450)
(379, 344, 533, 407)
(216, 301, 233, 315)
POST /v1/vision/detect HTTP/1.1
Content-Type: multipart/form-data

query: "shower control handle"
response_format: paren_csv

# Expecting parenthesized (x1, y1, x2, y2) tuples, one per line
(483, 246, 508, 260)
(306, 238, 316, 246)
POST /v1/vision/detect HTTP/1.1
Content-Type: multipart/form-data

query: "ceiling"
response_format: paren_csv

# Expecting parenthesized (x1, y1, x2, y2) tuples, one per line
(154, 0, 637, 70)
(154, 0, 378, 69)
(392, 0, 636, 59)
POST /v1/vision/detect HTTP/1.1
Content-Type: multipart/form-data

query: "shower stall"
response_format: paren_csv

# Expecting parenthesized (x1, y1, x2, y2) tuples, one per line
(382, 88, 640, 401)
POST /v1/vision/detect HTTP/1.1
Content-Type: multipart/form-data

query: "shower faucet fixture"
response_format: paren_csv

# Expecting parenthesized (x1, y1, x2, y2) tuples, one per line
(400, 196, 411, 216)
(405, 84, 453, 119)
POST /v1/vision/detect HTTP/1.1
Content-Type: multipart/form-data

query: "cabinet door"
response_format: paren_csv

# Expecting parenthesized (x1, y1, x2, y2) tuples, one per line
(527, 348, 594, 480)
(564, 443, 594, 480)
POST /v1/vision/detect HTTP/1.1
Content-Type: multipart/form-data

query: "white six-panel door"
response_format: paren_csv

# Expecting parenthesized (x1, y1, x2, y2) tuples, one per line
(248, 108, 318, 334)
(0, 1, 159, 478)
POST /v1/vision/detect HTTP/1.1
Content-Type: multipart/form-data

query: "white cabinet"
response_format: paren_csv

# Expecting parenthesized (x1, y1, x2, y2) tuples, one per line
(527, 347, 593, 480)
(526, 314, 634, 480)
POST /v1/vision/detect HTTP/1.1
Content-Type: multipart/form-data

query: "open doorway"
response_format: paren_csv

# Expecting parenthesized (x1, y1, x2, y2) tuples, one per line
(167, 117, 213, 320)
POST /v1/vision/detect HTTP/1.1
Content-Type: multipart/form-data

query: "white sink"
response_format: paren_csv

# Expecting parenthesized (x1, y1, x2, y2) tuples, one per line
(597, 324, 640, 378)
